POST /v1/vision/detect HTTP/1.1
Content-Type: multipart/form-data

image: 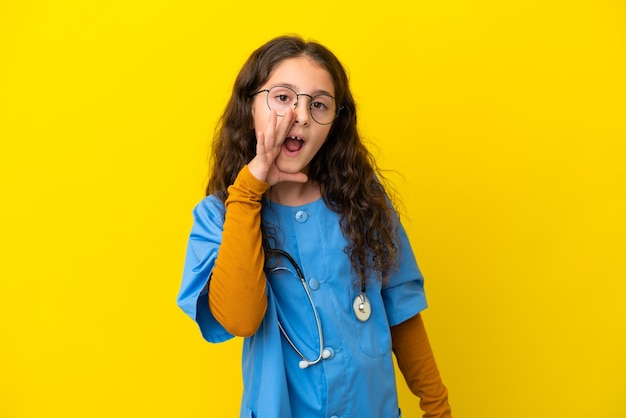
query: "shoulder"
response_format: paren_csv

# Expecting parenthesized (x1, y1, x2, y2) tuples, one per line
(192, 194, 226, 220)
(187, 195, 227, 238)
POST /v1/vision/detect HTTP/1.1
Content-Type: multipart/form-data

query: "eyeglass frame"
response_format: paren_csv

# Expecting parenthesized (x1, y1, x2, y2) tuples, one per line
(251, 85, 344, 126)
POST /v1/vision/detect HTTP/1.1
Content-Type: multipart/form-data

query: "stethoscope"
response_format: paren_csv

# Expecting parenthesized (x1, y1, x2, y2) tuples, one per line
(264, 246, 372, 369)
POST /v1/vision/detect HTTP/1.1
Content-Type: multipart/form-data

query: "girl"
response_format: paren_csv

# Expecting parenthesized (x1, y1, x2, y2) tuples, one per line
(177, 35, 452, 418)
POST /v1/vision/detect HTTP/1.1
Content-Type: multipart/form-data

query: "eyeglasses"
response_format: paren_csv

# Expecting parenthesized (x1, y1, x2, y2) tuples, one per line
(252, 85, 342, 125)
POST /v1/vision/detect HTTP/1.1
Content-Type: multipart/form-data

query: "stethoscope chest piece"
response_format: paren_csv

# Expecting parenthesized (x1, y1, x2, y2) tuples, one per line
(353, 293, 372, 322)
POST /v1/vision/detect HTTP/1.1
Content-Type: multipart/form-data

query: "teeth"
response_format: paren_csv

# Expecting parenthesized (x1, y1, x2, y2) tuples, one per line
(287, 136, 303, 141)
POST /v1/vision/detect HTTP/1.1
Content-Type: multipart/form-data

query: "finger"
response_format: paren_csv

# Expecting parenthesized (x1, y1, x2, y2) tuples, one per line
(255, 130, 266, 154)
(265, 109, 279, 149)
(273, 107, 295, 148)
(278, 171, 308, 184)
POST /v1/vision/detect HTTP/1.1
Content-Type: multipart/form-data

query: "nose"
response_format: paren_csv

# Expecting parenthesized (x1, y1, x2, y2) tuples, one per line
(293, 95, 311, 125)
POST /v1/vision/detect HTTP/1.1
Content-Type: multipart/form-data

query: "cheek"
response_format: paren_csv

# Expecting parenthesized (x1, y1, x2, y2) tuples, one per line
(320, 127, 332, 144)
(251, 102, 266, 132)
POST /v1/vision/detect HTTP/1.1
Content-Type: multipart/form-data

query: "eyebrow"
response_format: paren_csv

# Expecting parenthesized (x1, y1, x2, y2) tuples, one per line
(270, 83, 335, 97)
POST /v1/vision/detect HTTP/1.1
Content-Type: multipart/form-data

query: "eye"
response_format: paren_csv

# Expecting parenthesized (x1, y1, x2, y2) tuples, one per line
(311, 95, 334, 113)
(311, 101, 328, 111)
(268, 88, 296, 109)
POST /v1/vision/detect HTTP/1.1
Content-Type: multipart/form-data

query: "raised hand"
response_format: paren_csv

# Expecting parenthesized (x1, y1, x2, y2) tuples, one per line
(248, 108, 308, 186)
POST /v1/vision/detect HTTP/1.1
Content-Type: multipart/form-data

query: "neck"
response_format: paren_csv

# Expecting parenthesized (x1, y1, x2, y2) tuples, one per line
(268, 180, 322, 206)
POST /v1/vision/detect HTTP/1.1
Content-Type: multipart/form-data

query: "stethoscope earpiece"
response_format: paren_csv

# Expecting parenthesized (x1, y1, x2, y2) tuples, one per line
(299, 348, 332, 369)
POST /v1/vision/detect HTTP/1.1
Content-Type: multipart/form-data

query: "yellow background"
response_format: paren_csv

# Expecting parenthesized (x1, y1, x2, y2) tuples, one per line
(1, 0, 625, 417)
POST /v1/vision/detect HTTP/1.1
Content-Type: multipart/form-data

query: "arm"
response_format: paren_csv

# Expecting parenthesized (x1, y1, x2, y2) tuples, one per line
(209, 108, 306, 336)
(391, 313, 452, 418)
(208, 165, 270, 337)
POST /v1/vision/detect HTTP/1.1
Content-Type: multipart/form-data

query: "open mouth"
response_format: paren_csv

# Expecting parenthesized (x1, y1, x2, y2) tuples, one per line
(284, 135, 304, 152)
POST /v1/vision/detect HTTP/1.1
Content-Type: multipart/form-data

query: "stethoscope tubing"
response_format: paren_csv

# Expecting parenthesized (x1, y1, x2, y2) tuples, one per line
(265, 248, 328, 369)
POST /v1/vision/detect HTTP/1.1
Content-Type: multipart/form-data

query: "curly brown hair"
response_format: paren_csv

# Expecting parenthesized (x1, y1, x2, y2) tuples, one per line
(207, 35, 399, 287)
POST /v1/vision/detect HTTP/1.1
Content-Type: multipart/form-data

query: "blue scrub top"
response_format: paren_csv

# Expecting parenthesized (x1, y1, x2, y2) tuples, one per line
(177, 195, 427, 418)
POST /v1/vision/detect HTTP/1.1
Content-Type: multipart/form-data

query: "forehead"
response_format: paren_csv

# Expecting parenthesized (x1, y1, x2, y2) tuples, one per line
(266, 56, 335, 95)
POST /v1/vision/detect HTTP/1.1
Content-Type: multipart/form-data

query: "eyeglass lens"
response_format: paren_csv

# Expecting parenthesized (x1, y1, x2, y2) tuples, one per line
(265, 86, 337, 125)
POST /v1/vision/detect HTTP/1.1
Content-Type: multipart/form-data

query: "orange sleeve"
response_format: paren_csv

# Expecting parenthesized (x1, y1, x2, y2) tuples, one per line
(208, 165, 270, 337)
(391, 313, 453, 418)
